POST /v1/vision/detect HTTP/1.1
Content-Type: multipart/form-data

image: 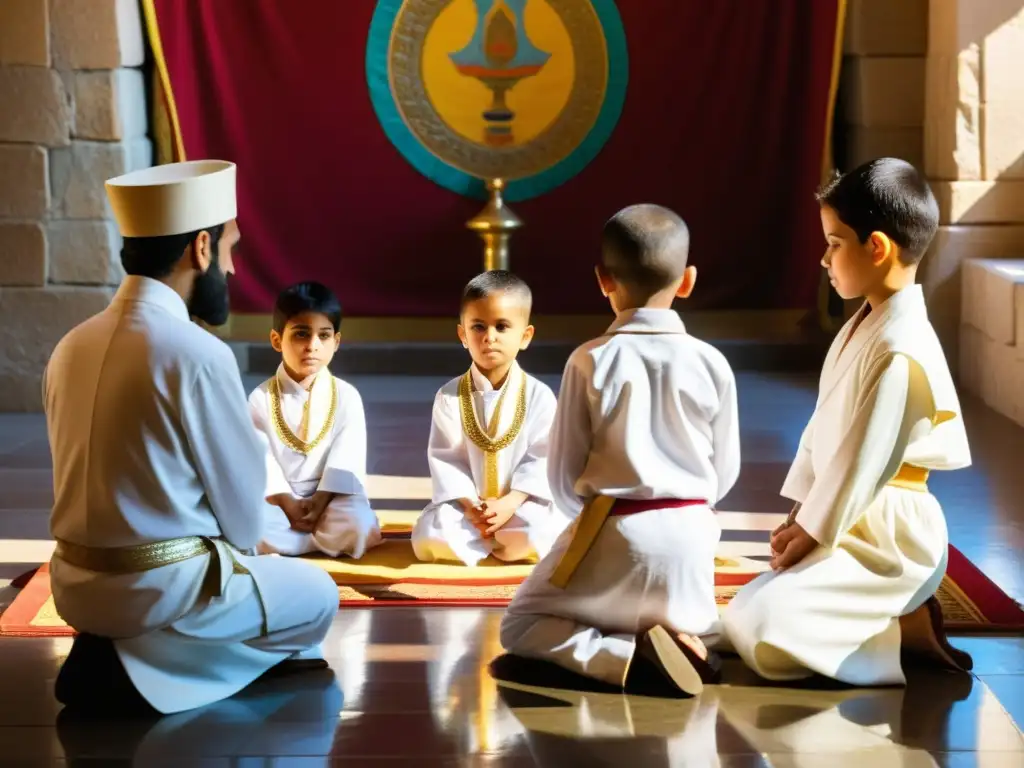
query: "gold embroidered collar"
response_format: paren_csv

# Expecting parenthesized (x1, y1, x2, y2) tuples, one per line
(458, 366, 527, 498)
(268, 370, 338, 455)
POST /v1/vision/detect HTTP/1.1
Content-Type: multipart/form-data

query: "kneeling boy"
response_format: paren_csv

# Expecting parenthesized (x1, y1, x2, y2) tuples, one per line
(500, 205, 740, 697)
(723, 159, 973, 685)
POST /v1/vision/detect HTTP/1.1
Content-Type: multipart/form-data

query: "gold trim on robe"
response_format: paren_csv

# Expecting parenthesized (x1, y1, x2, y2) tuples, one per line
(268, 370, 338, 455)
(548, 495, 616, 589)
(887, 463, 929, 493)
(458, 368, 528, 499)
(53, 536, 256, 608)
(54, 536, 213, 574)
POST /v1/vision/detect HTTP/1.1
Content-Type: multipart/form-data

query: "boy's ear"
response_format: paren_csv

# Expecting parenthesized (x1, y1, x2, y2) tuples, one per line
(270, 330, 283, 353)
(676, 265, 697, 298)
(869, 231, 895, 266)
(520, 324, 535, 350)
(595, 265, 615, 297)
(457, 323, 468, 349)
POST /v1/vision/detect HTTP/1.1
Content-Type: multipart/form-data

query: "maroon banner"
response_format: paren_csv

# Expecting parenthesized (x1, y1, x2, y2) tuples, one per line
(150, 0, 840, 316)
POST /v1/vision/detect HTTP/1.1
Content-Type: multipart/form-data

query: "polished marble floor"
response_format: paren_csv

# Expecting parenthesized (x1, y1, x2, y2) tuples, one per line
(0, 372, 1022, 765)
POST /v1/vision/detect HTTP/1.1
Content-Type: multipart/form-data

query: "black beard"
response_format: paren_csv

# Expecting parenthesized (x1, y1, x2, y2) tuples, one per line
(188, 261, 230, 326)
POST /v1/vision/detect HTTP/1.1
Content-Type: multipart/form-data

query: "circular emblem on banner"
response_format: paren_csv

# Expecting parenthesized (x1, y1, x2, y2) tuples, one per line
(366, 0, 628, 202)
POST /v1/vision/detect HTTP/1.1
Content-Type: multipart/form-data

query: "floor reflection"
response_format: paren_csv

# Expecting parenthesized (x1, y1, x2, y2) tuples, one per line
(55, 669, 343, 761)
(495, 670, 1019, 766)
(25, 608, 1024, 763)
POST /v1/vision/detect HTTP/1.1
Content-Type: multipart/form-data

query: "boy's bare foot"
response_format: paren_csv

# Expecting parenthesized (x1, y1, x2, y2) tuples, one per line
(636, 625, 722, 696)
(899, 597, 973, 672)
(673, 630, 723, 684)
(676, 632, 708, 660)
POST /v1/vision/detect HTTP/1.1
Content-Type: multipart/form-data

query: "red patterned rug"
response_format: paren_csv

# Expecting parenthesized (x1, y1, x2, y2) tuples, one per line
(2, 543, 1020, 637)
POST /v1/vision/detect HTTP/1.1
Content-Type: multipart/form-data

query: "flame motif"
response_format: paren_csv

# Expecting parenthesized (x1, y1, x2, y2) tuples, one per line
(483, 1, 518, 67)
(447, 0, 553, 146)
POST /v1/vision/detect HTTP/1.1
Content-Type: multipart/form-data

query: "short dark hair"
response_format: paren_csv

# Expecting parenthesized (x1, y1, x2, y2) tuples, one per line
(816, 158, 939, 265)
(121, 225, 225, 279)
(272, 281, 342, 334)
(460, 270, 532, 316)
(602, 204, 690, 296)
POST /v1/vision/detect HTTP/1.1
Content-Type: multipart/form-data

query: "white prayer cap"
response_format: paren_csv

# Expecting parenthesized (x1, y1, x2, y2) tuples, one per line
(105, 160, 237, 238)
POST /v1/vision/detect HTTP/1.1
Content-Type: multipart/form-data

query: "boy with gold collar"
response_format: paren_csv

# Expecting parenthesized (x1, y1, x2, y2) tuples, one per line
(249, 281, 382, 558)
(412, 271, 571, 566)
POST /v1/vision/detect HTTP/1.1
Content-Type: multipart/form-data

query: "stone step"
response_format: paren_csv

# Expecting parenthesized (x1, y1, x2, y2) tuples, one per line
(231, 336, 830, 377)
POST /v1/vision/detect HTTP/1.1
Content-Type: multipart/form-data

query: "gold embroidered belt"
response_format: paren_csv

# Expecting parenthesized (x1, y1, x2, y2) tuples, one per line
(52, 535, 267, 637)
(549, 496, 709, 589)
(53, 536, 217, 574)
(887, 464, 929, 493)
(52, 535, 253, 602)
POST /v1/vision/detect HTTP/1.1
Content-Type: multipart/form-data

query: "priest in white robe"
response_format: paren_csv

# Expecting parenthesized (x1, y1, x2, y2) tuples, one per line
(412, 361, 570, 566)
(44, 161, 340, 715)
(249, 364, 382, 559)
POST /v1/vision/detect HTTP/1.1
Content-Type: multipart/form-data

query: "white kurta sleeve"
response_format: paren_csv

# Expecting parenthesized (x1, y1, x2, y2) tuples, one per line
(182, 357, 268, 550)
(509, 384, 556, 502)
(796, 352, 936, 549)
(712, 368, 741, 503)
(547, 355, 592, 518)
(780, 420, 816, 504)
(319, 384, 369, 496)
(427, 390, 480, 504)
(247, 388, 293, 499)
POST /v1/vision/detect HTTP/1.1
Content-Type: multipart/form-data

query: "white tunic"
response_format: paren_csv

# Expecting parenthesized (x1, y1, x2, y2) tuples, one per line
(44, 276, 340, 714)
(412, 362, 570, 566)
(248, 366, 382, 558)
(723, 284, 971, 686)
(501, 308, 740, 686)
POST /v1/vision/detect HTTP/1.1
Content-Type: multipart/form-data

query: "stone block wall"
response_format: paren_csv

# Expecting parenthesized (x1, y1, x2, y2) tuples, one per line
(960, 259, 1024, 425)
(839, 0, 928, 171)
(918, 0, 1024, 383)
(827, 0, 929, 322)
(836, 0, 1024, 382)
(0, 0, 151, 411)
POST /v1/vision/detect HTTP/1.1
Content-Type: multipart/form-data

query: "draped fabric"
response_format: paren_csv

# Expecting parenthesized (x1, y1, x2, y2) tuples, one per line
(147, 0, 842, 316)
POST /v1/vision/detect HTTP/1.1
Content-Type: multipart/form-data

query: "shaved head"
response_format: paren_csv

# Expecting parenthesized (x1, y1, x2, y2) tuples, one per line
(460, 270, 532, 318)
(602, 204, 690, 297)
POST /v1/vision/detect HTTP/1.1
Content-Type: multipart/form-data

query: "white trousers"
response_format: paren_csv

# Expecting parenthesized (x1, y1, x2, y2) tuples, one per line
(412, 499, 567, 566)
(722, 487, 948, 686)
(500, 505, 721, 686)
(259, 493, 382, 559)
(53, 542, 340, 714)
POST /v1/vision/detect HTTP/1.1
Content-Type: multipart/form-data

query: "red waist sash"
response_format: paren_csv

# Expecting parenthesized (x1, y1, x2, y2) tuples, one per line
(609, 498, 708, 516)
